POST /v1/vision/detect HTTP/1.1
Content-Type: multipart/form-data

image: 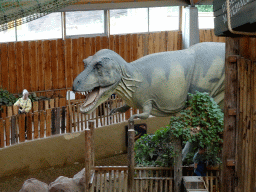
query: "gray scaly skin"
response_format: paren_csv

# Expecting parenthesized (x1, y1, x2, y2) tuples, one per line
(73, 42, 225, 120)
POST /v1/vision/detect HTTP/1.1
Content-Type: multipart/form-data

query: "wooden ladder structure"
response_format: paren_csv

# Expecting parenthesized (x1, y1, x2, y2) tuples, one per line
(183, 176, 209, 192)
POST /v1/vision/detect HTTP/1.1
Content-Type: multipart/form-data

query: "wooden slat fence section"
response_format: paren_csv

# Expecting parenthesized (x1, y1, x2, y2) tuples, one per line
(0, 30, 200, 95)
(92, 166, 128, 192)
(134, 167, 173, 192)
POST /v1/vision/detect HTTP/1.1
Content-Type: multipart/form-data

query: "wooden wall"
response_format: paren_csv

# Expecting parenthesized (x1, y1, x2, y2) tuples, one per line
(0, 29, 225, 96)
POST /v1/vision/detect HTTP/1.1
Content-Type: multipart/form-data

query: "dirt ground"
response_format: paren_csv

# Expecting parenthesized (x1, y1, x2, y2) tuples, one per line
(0, 154, 127, 192)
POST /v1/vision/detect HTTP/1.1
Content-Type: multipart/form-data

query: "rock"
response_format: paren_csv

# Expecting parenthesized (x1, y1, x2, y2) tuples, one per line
(73, 168, 85, 186)
(19, 178, 49, 192)
(49, 176, 83, 192)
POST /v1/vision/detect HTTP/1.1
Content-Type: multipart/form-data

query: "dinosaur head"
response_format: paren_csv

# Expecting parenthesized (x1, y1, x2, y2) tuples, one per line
(72, 49, 122, 114)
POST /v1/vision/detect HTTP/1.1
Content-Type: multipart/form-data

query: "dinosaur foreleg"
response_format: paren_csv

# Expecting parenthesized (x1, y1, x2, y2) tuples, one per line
(110, 104, 131, 115)
(129, 101, 152, 121)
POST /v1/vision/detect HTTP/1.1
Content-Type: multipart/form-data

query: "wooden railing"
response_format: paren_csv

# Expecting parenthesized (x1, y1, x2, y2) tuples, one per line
(0, 95, 138, 148)
(88, 166, 219, 192)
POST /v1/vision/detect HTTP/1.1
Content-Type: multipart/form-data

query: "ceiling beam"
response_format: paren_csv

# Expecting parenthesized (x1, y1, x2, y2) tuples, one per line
(59, 0, 189, 11)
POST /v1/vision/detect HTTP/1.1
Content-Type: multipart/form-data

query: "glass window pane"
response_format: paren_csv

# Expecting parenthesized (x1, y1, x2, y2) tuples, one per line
(196, 5, 214, 29)
(66, 11, 104, 36)
(110, 8, 148, 35)
(17, 12, 62, 41)
(149, 6, 179, 32)
(198, 12, 214, 29)
(0, 23, 16, 43)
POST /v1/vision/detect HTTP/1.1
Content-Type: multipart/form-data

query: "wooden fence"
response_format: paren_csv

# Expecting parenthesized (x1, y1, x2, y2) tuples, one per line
(0, 97, 66, 118)
(0, 94, 137, 148)
(0, 29, 225, 98)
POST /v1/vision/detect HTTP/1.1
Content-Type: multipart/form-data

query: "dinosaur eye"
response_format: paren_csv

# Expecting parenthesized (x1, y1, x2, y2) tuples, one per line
(95, 62, 102, 69)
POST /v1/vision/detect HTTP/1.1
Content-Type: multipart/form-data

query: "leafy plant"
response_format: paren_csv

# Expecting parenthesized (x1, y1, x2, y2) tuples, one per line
(0, 88, 18, 107)
(135, 91, 224, 167)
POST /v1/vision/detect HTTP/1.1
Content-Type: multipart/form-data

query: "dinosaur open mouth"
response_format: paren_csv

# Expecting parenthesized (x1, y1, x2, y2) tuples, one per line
(78, 86, 111, 112)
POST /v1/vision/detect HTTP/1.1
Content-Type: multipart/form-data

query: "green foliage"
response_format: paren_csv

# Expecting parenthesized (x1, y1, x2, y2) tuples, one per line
(195, 5, 213, 12)
(135, 91, 224, 167)
(0, 88, 18, 107)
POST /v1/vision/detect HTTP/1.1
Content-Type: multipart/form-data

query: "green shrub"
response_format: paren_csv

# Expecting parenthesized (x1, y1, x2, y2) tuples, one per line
(0, 88, 17, 107)
(135, 91, 224, 167)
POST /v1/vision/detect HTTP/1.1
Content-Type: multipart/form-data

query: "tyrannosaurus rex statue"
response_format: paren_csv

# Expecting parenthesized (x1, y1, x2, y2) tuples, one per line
(72, 42, 225, 121)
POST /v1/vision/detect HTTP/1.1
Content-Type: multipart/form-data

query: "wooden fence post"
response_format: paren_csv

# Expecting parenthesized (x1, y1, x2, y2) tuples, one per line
(51, 108, 56, 135)
(128, 120, 135, 192)
(173, 138, 183, 192)
(89, 120, 95, 167)
(19, 113, 26, 142)
(11, 116, 16, 144)
(56, 107, 61, 134)
(61, 106, 66, 133)
(0, 119, 4, 148)
(85, 121, 94, 192)
(5, 117, 10, 146)
(27, 113, 33, 140)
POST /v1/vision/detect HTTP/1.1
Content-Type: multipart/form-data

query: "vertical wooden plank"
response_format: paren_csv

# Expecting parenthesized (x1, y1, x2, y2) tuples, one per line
(16, 42, 24, 93)
(59, 98, 66, 107)
(8, 42, 16, 93)
(46, 109, 51, 136)
(19, 113, 26, 142)
(37, 41, 45, 93)
(72, 38, 79, 83)
(44, 40, 52, 91)
(114, 35, 120, 55)
(126, 34, 132, 63)
(221, 38, 239, 192)
(78, 37, 85, 74)
(27, 113, 33, 140)
(109, 35, 115, 52)
(73, 105, 77, 132)
(1, 106, 7, 119)
(101, 36, 109, 50)
(159, 31, 167, 52)
(34, 112, 39, 139)
(119, 35, 126, 61)
(137, 34, 143, 59)
(91, 37, 96, 56)
(65, 38, 73, 89)
(5, 117, 10, 146)
(40, 111, 45, 138)
(11, 116, 16, 144)
(148, 33, 154, 55)
(61, 106, 66, 133)
(57, 39, 66, 92)
(66, 107, 71, 133)
(44, 100, 49, 110)
(84, 37, 92, 61)
(51, 40, 58, 92)
(7, 106, 12, 117)
(0, 119, 4, 148)
(1, 44, 9, 90)
(56, 107, 61, 134)
(23, 41, 31, 91)
(54, 97, 59, 108)
(30, 41, 38, 92)
(33, 101, 38, 112)
(49, 99, 54, 108)
(95, 36, 101, 52)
